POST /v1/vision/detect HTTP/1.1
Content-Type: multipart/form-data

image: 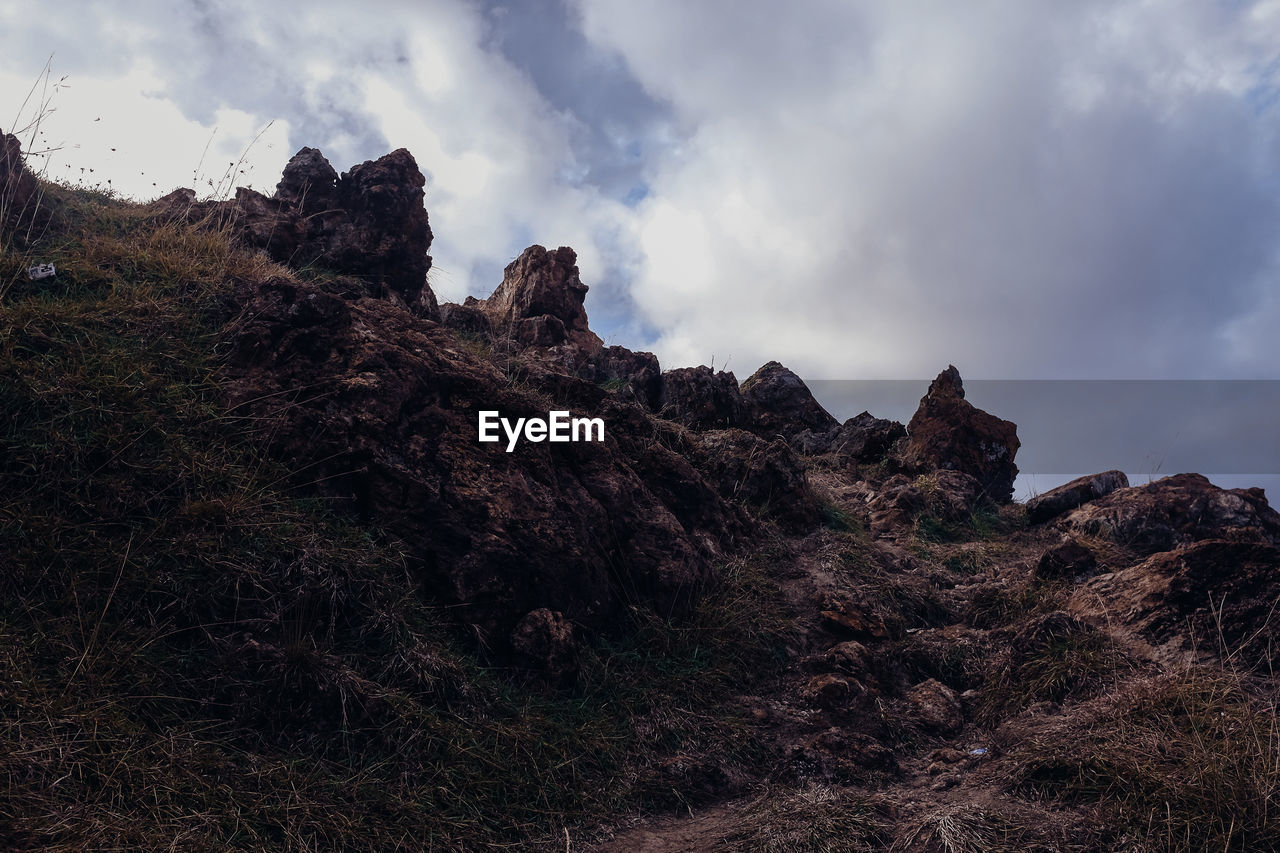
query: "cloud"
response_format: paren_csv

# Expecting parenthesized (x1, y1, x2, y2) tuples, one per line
(574, 0, 1280, 378)
(0, 0, 645, 330)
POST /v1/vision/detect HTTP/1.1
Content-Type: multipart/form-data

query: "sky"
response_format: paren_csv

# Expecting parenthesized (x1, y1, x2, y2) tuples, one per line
(3, 0, 1280, 393)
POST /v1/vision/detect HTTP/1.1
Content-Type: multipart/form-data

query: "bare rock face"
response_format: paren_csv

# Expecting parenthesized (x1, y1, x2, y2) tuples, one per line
(221, 276, 735, 651)
(580, 345, 663, 411)
(1055, 473, 1280, 558)
(1027, 470, 1129, 525)
(1070, 540, 1280, 667)
(824, 412, 907, 462)
(901, 366, 1020, 503)
(480, 245, 603, 353)
(438, 302, 493, 336)
(162, 146, 438, 316)
(658, 366, 748, 430)
(510, 608, 579, 685)
(690, 429, 820, 532)
(740, 361, 838, 443)
(0, 132, 46, 241)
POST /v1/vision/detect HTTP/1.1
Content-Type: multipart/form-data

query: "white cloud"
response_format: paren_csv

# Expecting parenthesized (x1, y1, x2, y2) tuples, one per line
(575, 0, 1280, 378)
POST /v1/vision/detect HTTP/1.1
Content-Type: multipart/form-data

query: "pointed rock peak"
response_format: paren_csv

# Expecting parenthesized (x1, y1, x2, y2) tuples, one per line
(275, 147, 338, 211)
(926, 365, 965, 400)
(481, 245, 602, 352)
(740, 360, 838, 440)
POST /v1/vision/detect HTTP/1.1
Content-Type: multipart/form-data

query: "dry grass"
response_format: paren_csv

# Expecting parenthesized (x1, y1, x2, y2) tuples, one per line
(1008, 666, 1280, 852)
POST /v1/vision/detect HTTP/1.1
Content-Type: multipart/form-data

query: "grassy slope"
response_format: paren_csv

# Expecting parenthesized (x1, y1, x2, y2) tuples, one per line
(0, 184, 790, 851)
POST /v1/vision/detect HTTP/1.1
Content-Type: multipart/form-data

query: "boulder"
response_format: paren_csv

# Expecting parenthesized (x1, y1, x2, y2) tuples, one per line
(900, 366, 1020, 503)
(438, 302, 493, 336)
(826, 412, 907, 462)
(867, 469, 982, 537)
(1070, 540, 1280, 667)
(510, 608, 579, 685)
(1035, 539, 1099, 581)
(906, 678, 964, 734)
(740, 361, 838, 442)
(658, 366, 747, 430)
(1026, 470, 1129, 525)
(480, 245, 603, 353)
(1055, 473, 1280, 558)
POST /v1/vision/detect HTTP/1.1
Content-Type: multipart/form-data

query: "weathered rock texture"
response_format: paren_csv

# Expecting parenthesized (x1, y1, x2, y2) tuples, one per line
(479, 245, 603, 353)
(1055, 473, 1280, 558)
(1070, 540, 1280, 667)
(158, 146, 438, 315)
(659, 366, 747, 430)
(901, 366, 1020, 503)
(0, 131, 47, 242)
(740, 361, 839, 443)
(220, 275, 734, 649)
(1026, 470, 1129, 525)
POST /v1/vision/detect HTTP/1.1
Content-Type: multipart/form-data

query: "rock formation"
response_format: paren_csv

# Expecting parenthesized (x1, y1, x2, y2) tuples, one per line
(740, 361, 839, 442)
(478, 245, 603, 353)
(157, 146, 438, 315)
(659, 366, 748, 430)
(900, 365, 1020, 503)
(1026, 470, 1128, 524)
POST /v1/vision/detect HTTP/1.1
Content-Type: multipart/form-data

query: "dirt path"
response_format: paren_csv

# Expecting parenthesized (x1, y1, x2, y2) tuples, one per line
(580, 466, 1086, 851)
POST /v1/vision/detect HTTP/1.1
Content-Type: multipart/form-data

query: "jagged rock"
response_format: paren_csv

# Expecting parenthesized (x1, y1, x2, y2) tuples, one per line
(161, 147, 438, 316)
(1035, 539, 1099, 581)
(658, 366, 747, 430)
(274, 146, 338, 214)
(827, 412, 907, 462)
(510, 608, 579, 684)
(480, 245, 602, 353)
(900, 366, 1020, 503)
(221, 276, 730, 649)
(1055, 473, 1280, 558)
(689, 429, 819, 532)
(580, 346, 662, 411)
(1027, 470, 1129, 525)
(0, 131, 46, 241)
(438, 303, 492, 336)
(906, 678, 964, 734)
(1070, 540, 1280, 667)
(740, 361, 838, 443)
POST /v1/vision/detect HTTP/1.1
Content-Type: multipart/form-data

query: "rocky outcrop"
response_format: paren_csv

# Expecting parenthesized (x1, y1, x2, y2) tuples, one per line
(157, 146, 438, 315)
(689, 429, 820, 532)
(581, 346, 663, 411)
(479, 245, 603, 353)
(438, 302, 493, 336)
(900, 366, 1020, 503)
(0, 131, 47, 242)
(220, 274, 734, 650)
(1055, 473, 1280, 559)
(1070, 540, 1280, 667)
(1026, 470, 1129, 525)
(824, 412, 907, 462)
(740, 361, 838, 443)
(658, 366, 747, 430)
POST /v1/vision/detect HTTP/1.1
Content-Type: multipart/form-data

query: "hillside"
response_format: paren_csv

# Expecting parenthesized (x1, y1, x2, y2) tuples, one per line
(3, 137, 1279, 852)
